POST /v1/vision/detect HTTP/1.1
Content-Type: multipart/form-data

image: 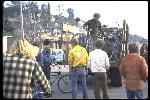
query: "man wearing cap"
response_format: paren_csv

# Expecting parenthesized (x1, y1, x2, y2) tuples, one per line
(36, 39, 52, 81)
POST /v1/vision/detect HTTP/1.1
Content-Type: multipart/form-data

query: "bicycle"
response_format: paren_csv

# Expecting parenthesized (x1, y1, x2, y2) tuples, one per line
(49, 63, 72, 93)
(32, 63, 72, 99)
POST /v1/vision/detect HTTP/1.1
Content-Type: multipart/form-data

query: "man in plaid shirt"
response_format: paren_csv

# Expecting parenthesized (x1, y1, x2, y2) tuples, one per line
(3, 37, 52, 99)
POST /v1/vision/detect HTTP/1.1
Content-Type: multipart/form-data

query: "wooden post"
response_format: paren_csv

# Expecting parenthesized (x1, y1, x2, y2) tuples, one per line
(125, 23, 129, 56)
(20, 1, 24, 37)
(121, 19, 129, 59)
(121, 20, 126, 59)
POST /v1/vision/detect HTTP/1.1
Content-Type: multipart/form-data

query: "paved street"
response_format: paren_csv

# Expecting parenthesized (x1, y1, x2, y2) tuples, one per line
(44, 76, 148, 99)
(41, 65, 148, 99)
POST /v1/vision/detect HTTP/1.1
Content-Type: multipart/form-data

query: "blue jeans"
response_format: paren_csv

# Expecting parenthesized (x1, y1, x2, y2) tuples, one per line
(126, 89, 143, 99)
(41, 65, 51, 80)
(71, 66, 88, 99)
(32, 83, 42, 99)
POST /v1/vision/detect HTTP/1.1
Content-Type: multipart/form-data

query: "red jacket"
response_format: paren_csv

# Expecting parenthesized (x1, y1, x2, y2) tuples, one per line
(120, 53, 148, 91)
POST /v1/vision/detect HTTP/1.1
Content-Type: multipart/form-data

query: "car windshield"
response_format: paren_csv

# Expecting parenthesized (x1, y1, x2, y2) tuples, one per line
(51, 50, 63, 55)
(55, 51, 62, 54)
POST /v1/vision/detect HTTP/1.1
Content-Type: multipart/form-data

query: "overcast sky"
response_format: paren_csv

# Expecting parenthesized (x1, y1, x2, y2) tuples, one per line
(4, 1, 148, 39)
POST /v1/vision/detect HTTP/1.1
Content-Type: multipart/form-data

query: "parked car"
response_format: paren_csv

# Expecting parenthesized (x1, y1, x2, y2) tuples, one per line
(51, 49, 64, 64)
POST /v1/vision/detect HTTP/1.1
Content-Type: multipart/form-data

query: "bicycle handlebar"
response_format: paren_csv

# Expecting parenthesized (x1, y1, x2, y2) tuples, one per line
(52, 63, 62, 69)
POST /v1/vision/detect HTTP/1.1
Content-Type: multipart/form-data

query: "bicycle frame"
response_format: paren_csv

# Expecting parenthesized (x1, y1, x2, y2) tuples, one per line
(50, 71, 62, 86)
(50, 64, 63, 86)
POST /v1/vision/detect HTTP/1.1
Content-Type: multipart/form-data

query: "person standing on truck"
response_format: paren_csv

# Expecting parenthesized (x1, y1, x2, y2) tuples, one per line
(88, 38, 110, 99)
(3, 37, 52, 99)
(68, 38, 88, 99)
(75, 17, 85, 33)
(83, 13, 102, 52)
(120, 43, 148, 99)
(83, 13, 102, 37)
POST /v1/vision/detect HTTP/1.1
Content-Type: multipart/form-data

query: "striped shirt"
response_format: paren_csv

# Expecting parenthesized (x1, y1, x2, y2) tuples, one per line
(3, 55, 51, 99)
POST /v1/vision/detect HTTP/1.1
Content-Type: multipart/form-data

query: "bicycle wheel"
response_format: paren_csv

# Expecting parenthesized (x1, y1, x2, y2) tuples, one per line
(57, 74, 72, 93)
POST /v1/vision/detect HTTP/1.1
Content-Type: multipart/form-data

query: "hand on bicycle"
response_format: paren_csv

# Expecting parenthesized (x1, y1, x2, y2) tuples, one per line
(43, 91, 53, 98)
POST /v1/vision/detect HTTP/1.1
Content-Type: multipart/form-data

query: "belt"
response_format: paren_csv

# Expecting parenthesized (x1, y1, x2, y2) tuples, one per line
(77, 65, 86, 67)
(72, 65, 86, 69)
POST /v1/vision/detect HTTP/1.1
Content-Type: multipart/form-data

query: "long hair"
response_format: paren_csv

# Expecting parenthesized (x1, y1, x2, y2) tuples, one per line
(10, 37, 39, 59)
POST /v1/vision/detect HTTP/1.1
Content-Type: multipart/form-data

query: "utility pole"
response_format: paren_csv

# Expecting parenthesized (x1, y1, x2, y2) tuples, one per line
(58, 4, 61, 30)
(58, 4, 63, 31)
(20, 1, 24, 37)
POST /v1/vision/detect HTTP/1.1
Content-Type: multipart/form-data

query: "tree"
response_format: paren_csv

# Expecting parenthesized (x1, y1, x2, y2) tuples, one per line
(67, 8, 75, 24)
(22, 1, 41, 35)
(3, 1, 20, 36)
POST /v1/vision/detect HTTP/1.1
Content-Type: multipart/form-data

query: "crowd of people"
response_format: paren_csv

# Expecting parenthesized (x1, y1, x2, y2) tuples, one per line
(3, 13, 148, 99)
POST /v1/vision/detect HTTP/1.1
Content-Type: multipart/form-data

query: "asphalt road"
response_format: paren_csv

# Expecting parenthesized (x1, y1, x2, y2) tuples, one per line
(41, 65, 148, 99)
(43, 76, 148, 99)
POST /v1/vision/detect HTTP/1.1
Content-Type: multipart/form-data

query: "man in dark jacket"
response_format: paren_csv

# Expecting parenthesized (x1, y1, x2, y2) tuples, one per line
(83, 13, 101, 37)
(32, 40, 53, 99)
(36, 39, 52, 81)
(83, 13, 102, 52)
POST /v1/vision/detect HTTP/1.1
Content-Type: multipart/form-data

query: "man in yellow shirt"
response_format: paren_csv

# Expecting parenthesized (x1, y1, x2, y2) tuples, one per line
(68, 38, 88, 99)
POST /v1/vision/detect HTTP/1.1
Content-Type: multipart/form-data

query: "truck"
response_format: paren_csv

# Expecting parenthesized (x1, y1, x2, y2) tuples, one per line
(69, 20, 129, 87)
(105, 20, 129, 87)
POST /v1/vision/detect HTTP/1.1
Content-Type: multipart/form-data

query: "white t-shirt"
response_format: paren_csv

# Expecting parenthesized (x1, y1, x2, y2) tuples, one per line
(88, 49, 110, 72)
(78, 21, 86, 33)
